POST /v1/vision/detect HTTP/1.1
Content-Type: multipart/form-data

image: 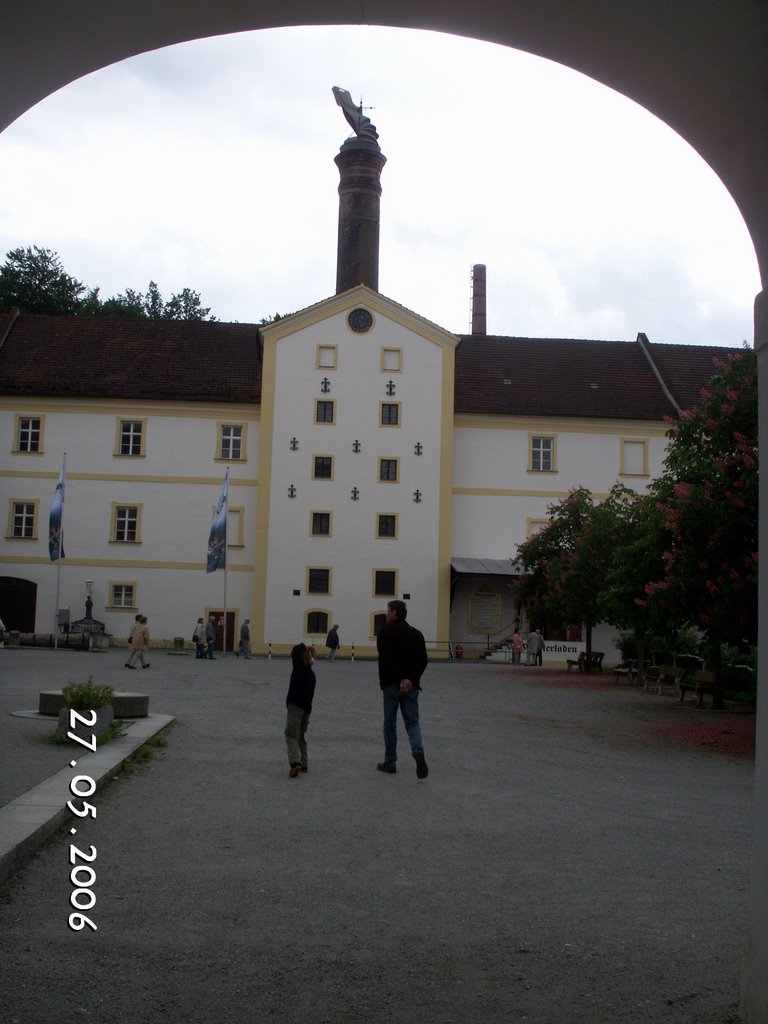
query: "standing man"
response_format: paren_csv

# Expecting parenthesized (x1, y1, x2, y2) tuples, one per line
(325, 623, 340, 661)
(237, 618, 251, 659)
(205, 616, 217, 660)
(376, 600, 429, 779)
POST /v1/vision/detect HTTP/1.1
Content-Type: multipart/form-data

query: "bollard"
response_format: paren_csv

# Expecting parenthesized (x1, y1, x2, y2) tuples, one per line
(351, 643, 355, 662)
(268, 641, 272, 659)
(168, 635, 188, 656)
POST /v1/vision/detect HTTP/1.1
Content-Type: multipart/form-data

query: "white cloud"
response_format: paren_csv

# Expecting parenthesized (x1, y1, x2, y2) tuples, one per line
(0, 25, 759, 343)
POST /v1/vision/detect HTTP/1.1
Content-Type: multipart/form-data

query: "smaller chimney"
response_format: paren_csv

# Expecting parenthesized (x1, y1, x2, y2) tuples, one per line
(471, 264, 487, 335)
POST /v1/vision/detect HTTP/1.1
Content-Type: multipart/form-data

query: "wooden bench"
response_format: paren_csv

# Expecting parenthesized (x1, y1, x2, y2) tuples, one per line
(613, 661, 636, 685)
(644, 663, 683, 695)
(678, 670, 715, 706)
(567, 651, 604, 673)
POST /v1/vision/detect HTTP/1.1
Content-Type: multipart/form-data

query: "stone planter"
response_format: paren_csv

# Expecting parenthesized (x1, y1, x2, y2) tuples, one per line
(57, 704, 114, 743)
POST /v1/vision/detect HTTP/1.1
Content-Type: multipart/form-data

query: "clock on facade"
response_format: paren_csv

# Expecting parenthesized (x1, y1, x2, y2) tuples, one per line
(347, 308, 373, 333)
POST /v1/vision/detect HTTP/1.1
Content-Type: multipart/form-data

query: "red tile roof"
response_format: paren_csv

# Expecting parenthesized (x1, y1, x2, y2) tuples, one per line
(641, 340, 740, 413)
(0, 313, 262, 404)
(454, 334, 742, 419)
(0, 312, 741, 420)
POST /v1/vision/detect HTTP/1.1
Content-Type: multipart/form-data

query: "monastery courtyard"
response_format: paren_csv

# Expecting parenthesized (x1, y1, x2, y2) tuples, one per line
(0, 646, 754, 1024)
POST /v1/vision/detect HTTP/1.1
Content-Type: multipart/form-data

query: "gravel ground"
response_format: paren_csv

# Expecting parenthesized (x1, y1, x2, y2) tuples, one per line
(0, 649, 754, 1024)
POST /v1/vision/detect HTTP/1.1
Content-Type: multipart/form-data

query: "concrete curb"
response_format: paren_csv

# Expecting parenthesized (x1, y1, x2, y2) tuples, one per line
(0, 713, 174, 890)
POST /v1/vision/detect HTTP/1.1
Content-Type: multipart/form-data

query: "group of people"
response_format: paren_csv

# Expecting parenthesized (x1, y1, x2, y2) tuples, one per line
(192, 616, 221, 660)
(285, 600, 429, 781)
(507, 627, 546, 665)
(123, 602, 429, 781)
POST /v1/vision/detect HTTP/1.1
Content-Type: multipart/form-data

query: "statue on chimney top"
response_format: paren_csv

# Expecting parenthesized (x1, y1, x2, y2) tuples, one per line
(332, 86, 379, 142)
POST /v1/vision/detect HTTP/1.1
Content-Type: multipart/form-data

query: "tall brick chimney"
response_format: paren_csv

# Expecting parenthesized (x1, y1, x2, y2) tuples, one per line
(471, 264, 487, 335)
(335, 136, 387, 294)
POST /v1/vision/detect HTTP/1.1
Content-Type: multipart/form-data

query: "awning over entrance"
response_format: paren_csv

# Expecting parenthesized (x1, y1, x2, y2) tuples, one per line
(450, 557, 519, 575)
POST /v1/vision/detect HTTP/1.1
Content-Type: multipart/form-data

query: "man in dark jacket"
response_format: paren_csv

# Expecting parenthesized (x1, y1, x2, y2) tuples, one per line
(376, 600, 429, 778)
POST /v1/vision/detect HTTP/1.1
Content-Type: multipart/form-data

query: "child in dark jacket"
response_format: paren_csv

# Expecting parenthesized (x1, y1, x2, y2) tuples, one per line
(284, 643, 317, 778)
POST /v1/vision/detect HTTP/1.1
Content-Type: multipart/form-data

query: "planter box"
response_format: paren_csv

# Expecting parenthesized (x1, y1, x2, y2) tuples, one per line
(40, 690, 148, 717)
(56, 704, 115, 743)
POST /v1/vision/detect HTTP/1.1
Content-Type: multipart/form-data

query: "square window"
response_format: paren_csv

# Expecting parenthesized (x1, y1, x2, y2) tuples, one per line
(316, 346, 337, 369)
(315, 400, 335, 424)
(379, 458, 398, 482)
(526, 518, 550, 538)
(111, 584, 135, 608)
(380, 403, 399, 426)
(381, 348, 402, 372)
(621, 438, 648, 476)
(372, 612, 388, 636)
(220, 424, 243, 460)
(377, 514, 397, 538)
(307, 610, 329, 634)
(11, 501, 36, 538)
(113, 505, 139, 543)
(311, 512, 331, 536)
(119, 420, 143, 456)
(531, 436, 554, 472)
(313, 455, 333, 479)
(374, 570, 396, 597)
(16, 416, 41, 453)
(308, 568, 331, 594)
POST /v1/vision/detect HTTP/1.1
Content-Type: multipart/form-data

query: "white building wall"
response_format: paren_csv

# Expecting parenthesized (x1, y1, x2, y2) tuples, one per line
(0, 398, 259, 644)
(260, 297, 451, 653)
(449, 416, 669, 660)
(451, 418, 668, 556)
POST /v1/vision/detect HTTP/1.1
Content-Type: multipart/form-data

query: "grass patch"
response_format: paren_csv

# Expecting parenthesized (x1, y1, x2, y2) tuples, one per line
(50, 719, 126, 746)
(120, 729, 170, 776)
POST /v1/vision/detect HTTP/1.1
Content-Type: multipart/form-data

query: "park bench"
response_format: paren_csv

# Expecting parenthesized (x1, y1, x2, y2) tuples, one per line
(567, 651, 604, 673)
(678, 669, 716, 706)
(613, 660, 637, 684)
(644, 663, 683, 696)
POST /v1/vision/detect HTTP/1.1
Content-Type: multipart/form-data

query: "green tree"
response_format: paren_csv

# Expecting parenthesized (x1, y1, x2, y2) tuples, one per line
(97, 281, 214, 321)
(597, 490, 671, 678)
(515, 485, 631, 665)
(0, 246, 217, 321)
(258, 312, 293, 326)
(644, 350, 758, 705)
(162, 286, 212, 321)
(0, 245, 86, 315)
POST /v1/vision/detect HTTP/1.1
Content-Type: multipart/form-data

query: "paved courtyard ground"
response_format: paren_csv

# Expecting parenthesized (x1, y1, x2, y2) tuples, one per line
(0, 647, 755, 1023)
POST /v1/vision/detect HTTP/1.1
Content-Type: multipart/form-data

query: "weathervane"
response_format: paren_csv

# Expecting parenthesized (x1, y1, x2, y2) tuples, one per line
(332, 86, 379, 142)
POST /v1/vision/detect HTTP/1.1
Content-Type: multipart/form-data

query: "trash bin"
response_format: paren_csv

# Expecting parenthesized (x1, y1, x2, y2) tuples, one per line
(455, 643, 463, 660)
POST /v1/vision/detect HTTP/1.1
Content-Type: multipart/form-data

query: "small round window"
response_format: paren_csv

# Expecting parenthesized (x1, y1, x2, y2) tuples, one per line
(347, 308, 373, 333)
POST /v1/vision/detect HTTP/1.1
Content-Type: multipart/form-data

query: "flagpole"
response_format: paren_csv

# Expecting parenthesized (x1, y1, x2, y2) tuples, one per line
(223, 468, 229, 656)
(53, 453, 66, 649)
(223, 563, 228, 657)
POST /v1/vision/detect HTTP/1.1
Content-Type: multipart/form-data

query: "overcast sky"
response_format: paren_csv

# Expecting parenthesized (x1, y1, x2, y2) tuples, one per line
(0, 25, 760, 345)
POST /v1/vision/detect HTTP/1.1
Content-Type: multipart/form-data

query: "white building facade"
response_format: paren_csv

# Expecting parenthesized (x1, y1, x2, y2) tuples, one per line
(0, 295, 729, 663)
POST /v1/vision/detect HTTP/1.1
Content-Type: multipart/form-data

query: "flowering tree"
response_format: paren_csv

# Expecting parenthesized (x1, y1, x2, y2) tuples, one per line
(514, 485, 634, 665)
(643, 350, 758, 705)
(598, 491, 671, 676)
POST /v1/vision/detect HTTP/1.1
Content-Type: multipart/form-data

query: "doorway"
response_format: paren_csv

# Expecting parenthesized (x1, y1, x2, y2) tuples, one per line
(208, 610, 236, 653)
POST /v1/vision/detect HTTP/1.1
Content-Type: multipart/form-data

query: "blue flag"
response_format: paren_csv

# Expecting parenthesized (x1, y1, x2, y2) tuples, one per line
(206, 471, 228, 573)
(49, 464, 66, 561)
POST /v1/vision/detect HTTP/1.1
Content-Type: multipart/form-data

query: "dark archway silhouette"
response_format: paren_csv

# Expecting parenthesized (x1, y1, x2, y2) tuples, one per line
(1, 5, 766, 1020)
(0, 576, 37, 632)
